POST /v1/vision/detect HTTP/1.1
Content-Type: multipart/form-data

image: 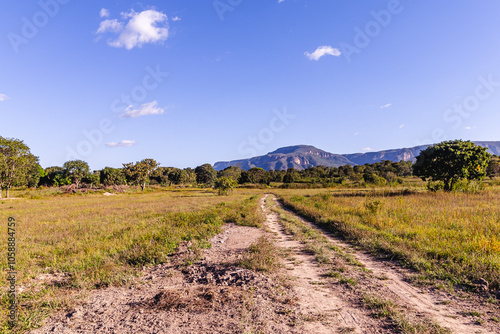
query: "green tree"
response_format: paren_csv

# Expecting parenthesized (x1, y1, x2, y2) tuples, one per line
(169, 168, 190, 185)
(487, 155, 500, 178)
(151, 167, 175, 185)
(82, 171, 101, 188)
(184, 168, 197, 185)
(217, 166, 243, 182)
(123, 159, 159, 191)
(214, 176, 237, 195)
(41, 166, 71, 187)
(413, 140, 491, 191)
(240, 167, 267, 184)
(283, 168, 298, 184)
(0, 137, 38, 198)
(195, 163, 216, 185)
(99, 167, 127, 186)
(27, 163, 46, 188)
(63, 160, 90, 188)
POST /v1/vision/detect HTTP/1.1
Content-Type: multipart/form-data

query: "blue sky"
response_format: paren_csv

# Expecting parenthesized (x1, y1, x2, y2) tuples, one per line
(1, 1, 500, 170)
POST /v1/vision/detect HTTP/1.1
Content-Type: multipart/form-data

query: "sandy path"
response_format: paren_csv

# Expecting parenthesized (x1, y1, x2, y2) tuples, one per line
(261, 195, 388, 333)
(268, 194, 500, 334)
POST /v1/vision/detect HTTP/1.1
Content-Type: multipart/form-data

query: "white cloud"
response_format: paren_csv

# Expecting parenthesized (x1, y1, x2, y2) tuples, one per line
(96, 19, 123, 34)
(465, 126, 476, 130)
(304, 45, 341, 61)
(362, 147, 373, 152)
(380, 103, 392, 109)
(96, 9, 169, 50)
(106, 140, 136, 148)
(0, 94, 9, 101)
(100, 8, 110, 18)
(171, 16, 181, 21)
(354, 132, 359, 136)
(399, 124, 405, 129)
(120, 101, 165, 118)
(278, 0, 285, 3)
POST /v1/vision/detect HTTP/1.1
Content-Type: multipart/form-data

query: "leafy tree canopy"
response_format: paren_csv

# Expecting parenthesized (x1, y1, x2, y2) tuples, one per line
(214, 176, 237, 196)
(413, 140, 491, 191)
(123, 158, 159, 190)
(63, 160, 90, 187)
(0, 136, 38, 197)
(195, 163, 216, 185)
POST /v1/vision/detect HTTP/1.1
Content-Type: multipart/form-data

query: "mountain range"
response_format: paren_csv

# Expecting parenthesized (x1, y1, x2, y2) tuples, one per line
(213, 141, 500, 171)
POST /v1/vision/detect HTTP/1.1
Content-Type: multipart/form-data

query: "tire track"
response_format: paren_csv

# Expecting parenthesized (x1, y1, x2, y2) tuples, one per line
(261, 195, 389, 333)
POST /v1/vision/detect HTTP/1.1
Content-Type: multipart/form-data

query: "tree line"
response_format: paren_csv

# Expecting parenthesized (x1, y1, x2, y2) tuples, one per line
(1, 137, 499, 198)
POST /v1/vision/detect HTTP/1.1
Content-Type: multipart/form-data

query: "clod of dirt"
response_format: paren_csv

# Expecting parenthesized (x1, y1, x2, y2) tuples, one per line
(182, 264, 265, 287)
(144, 286, 243, 313)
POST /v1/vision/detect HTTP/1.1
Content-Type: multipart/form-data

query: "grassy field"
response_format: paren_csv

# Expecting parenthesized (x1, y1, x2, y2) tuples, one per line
(0, 188, 264, 333)
(275, 186, 500, 293)
(2, 183, 500, 332)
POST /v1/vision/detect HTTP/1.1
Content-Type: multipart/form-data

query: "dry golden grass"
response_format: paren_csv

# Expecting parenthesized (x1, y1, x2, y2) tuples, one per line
(276, 186, 500, 292)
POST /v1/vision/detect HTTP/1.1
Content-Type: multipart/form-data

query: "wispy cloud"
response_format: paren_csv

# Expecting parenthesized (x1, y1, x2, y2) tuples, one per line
(0, 94, 10, 101)
(97, 19, 123, 34)
(171, 16, 181, 21)
(96, 9, 169, 50)
(100, 8, 110, 18)
(399, 124, 405, 129)
(380, 103, 392, 109)
(106, 140, 136, 148)
(120, 101, 165, 118)
(362, 147, 373, 152)
(465, 126, 476, 130)
(278, 0, 286, 3)
(304, 45, 341, 61)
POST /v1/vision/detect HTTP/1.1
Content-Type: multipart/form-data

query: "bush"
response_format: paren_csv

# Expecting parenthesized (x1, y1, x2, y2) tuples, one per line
(426, 181, 444, 192)
(364, 199, 384, 215)
(452, 179, 485, 194)
(363, 173, 387, 186)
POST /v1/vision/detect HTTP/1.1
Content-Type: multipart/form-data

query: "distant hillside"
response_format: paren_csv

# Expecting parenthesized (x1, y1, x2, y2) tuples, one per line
(214, 141, 500, 171)
(214, 145, 352, 171)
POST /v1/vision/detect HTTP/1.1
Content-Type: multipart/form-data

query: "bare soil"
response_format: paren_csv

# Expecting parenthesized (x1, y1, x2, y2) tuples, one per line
(29, 195, 500, 334)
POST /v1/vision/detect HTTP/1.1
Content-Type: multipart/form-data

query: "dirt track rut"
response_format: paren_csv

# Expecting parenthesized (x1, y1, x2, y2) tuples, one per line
(261, 195, 386, 333)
